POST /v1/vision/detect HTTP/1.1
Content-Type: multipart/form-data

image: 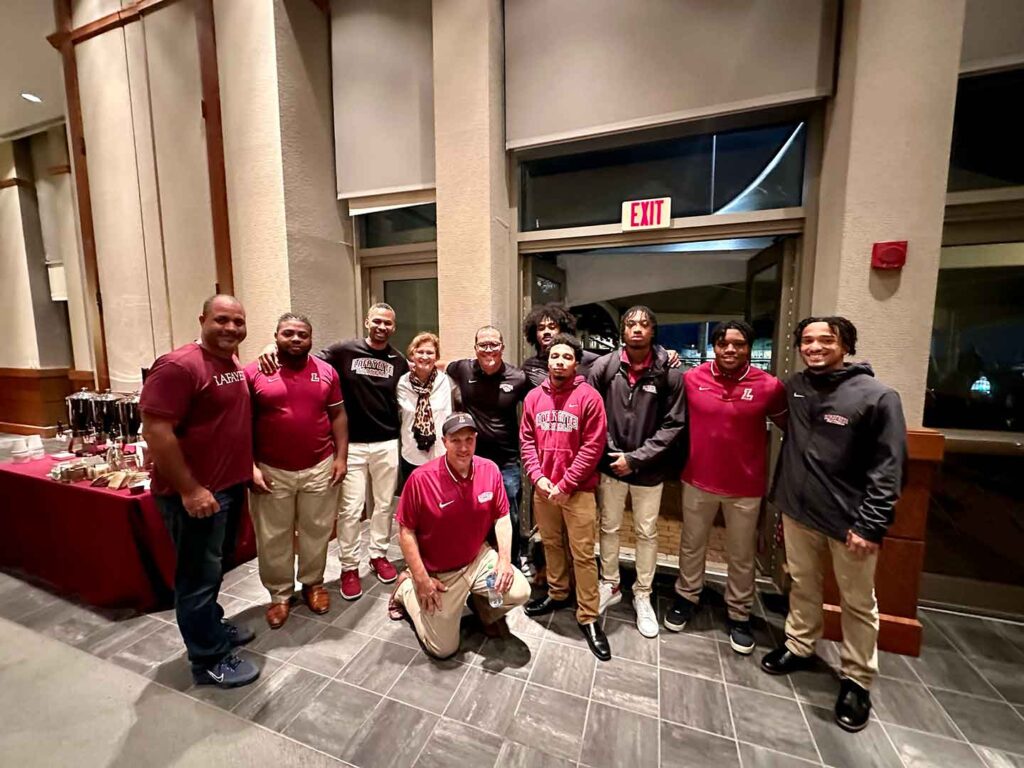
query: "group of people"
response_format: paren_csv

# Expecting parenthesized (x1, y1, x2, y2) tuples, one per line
(140, 294, 906, 734)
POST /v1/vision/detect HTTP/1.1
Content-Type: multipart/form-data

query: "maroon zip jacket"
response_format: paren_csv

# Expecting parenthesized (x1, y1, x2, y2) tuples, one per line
(520, 374, 607, 495)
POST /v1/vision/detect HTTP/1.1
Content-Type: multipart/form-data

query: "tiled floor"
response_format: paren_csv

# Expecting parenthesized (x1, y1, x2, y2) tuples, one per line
(2, 544, 1023, 768)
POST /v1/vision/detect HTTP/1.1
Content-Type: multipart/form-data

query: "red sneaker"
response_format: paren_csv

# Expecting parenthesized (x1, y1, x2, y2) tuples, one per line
(340, 569, 363, 601)
(370, 557, 398, 583)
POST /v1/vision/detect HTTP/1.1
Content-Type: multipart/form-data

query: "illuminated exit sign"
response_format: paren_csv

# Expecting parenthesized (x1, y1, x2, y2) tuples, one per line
(621, 197, 671, 231)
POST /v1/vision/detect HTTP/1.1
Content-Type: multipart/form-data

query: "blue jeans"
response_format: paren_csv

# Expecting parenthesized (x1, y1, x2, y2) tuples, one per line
(501, 463, 523, 564)
(156, 484, 244, 669)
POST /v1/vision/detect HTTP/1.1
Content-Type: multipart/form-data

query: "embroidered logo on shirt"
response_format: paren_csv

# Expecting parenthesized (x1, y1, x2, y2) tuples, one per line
(351, 358, 394, 378)
(477, 491, 494, 503)
(439, 500, 455, 509)
(741, 387, 754, 401)
(642, 384, 657, 394)
(499, 383, 513, 393)
(212, 371, 246, 386)
(793, 393, 806, 398)
(823, 413, 849, 426)
(310, 372, 320, 382)
(536, 410, 579, 432)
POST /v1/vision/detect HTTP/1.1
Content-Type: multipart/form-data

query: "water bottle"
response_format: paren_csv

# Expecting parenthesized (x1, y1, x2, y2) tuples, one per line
(485, 571, 504, 608)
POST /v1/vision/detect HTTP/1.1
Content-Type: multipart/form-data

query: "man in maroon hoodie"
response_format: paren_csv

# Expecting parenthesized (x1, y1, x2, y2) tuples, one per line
(520, 334, 610, 660)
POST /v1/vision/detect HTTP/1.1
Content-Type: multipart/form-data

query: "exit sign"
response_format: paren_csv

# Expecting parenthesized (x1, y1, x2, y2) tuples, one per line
(621, 197, 671, 231)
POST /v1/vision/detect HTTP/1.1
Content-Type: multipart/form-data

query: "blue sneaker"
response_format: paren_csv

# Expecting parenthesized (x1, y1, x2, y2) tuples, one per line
(192, 653, 260, 688)
(223, 620, 255, 647)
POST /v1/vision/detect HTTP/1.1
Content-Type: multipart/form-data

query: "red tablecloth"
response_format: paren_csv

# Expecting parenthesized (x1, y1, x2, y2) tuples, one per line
(0, 459, 255, 611)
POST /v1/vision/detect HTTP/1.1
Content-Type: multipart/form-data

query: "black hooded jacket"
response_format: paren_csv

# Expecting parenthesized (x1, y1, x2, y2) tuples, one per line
(770, 363, 907, 544)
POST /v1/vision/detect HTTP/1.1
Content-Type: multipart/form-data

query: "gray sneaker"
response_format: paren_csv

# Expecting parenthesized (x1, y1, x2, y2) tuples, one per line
(192, 652, 260, 688)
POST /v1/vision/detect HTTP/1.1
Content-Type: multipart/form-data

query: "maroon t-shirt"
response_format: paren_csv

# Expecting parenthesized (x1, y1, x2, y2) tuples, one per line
(395, 455, 508, 573)
(245, 356, 344, 471)
(140, 342, 253, 496)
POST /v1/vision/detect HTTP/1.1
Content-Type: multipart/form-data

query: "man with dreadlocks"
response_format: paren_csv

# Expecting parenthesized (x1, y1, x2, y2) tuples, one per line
(760, 316, 907, 734)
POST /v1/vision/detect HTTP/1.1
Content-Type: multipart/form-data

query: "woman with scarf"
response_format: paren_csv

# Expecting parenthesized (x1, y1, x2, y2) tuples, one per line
(396, 332, 462, 487)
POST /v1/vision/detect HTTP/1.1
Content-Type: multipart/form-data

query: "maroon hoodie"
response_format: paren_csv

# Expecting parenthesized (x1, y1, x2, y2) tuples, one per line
(520, 374, 607, 495)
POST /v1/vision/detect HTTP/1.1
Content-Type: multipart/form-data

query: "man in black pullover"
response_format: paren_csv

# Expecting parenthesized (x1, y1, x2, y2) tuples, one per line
(761, 316, 907, 734)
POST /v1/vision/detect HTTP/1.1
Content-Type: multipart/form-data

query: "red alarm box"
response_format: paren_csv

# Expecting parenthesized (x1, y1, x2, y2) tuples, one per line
(871, 241, 907, 270)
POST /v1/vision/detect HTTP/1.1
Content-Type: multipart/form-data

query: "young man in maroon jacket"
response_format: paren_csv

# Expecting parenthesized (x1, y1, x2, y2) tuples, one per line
(520, 334, 611, 660)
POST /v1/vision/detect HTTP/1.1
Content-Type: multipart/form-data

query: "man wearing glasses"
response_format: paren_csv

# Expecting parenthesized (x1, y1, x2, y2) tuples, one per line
(447, 326, 532, 567)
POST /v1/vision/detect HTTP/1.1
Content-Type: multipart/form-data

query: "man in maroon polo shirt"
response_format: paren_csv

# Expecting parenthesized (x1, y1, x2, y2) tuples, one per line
(666, 320, 787, 656)
(390, 413, 531, 659)
(141, 294, 259, 689)
(246, 312, 349, 629)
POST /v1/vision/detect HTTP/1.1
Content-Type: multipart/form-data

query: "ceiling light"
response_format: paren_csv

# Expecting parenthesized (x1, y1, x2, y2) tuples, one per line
(21, 93, 42, 103)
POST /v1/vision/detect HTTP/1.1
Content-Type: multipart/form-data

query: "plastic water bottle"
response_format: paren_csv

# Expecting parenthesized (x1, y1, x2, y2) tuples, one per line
(485, 571, 504, 608)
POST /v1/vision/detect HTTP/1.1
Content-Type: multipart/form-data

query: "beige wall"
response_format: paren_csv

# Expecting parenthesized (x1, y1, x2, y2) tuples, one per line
(813, 0, 966, 426)
(961, 0, 1024, 73)
(0, 142, 42, 369)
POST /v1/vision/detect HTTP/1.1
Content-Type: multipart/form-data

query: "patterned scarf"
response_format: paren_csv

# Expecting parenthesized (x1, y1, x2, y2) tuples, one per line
(410, 368, 437, 451)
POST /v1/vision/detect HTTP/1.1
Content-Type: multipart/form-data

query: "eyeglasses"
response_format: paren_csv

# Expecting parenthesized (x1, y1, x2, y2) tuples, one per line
(475, 343, 502, 351)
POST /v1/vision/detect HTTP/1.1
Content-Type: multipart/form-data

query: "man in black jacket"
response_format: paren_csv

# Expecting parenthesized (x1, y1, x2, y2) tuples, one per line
(761, 316, 907, 734)
(522, 303, 603, 388)
(588, 306, 686, 638)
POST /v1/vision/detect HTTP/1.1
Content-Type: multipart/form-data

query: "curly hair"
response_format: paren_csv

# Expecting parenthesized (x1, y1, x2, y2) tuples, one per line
(523, 303, 577, 353)
(792, 316, 858, 355)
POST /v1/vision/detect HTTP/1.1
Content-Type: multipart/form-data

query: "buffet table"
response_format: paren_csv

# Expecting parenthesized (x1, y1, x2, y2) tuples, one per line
(0, 458, 256, 611)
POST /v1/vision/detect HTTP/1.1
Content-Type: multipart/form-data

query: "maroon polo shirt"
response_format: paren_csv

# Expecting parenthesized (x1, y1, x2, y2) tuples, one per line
(395, 455, 509, 573)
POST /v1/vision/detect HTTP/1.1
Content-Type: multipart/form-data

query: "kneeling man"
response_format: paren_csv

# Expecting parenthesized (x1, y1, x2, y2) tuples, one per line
(391, 413, 531, 658)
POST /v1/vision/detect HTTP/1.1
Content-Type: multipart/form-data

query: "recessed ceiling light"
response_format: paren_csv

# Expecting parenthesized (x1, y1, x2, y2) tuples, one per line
(21, 92, 43, 103)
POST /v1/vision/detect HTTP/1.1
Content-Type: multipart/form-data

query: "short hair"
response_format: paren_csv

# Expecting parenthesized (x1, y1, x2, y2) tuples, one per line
(620, 305, 658, 343)
(475, 325, 503, 344)
(546, 333, 583, 362)
(366, 302, 395, 318)
(792, 316, 858, 355)
(523, 303, 577, 352)
(710, 320, 754, 348)
(276, 312, 312, 332)
(201, 294, 242, 316)
(406, 331, 440, 359)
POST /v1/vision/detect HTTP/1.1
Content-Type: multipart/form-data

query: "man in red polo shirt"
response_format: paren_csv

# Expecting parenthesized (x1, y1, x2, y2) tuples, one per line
(390, 413, 531, 659)
(246, 313, 349, 629)
(666, 320, 787, 655)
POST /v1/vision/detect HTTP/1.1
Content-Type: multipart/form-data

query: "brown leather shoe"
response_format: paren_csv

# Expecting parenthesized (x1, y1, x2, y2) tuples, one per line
(266, 602, 290, 629)
(302, 584, 330, 615)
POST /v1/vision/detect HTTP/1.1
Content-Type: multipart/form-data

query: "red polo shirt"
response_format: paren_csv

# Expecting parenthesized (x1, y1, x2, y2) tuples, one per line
(395, 455, 509, 573)
(620, 348, 653, 386)
(682, 361, 787, 498)
(245, 356, 344, 471)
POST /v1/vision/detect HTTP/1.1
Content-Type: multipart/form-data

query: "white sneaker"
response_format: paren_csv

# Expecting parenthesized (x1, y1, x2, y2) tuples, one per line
(634, 596, 659, 638)
(598, 582, 622, 614)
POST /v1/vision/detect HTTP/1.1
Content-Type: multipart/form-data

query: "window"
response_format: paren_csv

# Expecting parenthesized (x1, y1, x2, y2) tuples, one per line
(948, 69, 1024, 192)
(359, 204, 437, 248)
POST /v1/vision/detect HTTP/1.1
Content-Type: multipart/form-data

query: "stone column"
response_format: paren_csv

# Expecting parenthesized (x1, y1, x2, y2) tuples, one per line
(432, 0, 513, 360)
(813, 0, 966, 426)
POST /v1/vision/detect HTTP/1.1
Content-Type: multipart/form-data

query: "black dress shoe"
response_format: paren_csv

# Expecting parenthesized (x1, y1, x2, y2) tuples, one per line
(835, 678, 872, 732)
(524, 594, 574, 617)
(761, 647, 814, 676)
(579, 621, 611, 661)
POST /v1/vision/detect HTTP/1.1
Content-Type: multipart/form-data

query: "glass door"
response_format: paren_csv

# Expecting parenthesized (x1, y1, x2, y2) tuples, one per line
(368, 263, 438, 357)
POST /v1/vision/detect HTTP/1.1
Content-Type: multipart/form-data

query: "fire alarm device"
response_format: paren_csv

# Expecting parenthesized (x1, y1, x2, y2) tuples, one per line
(871, 241, 907, 270)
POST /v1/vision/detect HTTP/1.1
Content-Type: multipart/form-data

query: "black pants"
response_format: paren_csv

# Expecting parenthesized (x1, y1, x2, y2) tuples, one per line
(156, 484, 243, 669)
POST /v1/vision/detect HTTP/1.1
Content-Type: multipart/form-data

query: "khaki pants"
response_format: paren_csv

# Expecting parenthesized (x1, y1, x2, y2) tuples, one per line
(251, 455, 338, 603)
(597, 475, 662, 599)
(676, 482, 761, 621)
(534, 490, 600, 625)
(395, 545, 531, 658)
(337, 440, 399, 570)
(783, 514, 880, 690)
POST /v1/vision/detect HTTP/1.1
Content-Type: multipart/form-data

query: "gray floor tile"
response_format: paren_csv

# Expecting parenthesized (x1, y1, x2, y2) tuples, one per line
(728, 685, 818, 761)
(337, 637, 417, 694)
(19, 601, 112, 646)
(344, 697, 438, 768)
(249, 614, 326, 661)
(932, 614, 1024, 665)
(232, 663, 330, 731)
(287, 625, 371, 677)
(495, 741, 576, 768)
(530, 640, 595, 698)
(0, 582, 61, 622)
(886, 725, 988, 768)
(73, 614, 163, 659)
(738, 742, 820, 768)
(220, 572, 270, 603)
(871, 677, 961, 738)
(660, 598, 730, 643)
(388, 653, 468, 714)
(107, 622, 185, 676)
(659, 630, 722, 679)
(472, 632, 540, 679)
(505, 605, 549, 639)
(331, 593, 392, 636)
(415, 718, 502, 768)
(283, 680, 381, 757)
(720, 646, 796, 697)
(660, 720, 740, 767)
(790, 659, 843, 708)
(919, 610, 958, 651)
(803, 704, 903, 768)
(375, 613, 426, 651)
(579, 701, 658, 768)
(602, 614, 658, 665)
(506, 683, 588, 762)
(187, 650, 284, 710)
(878, 650, 918, 681)
(973, 656, 1024, 704)
(975, 746, 1024, 768)
(933, 689, 1024, 754)
(591, 656, 659, 717)
(543, 610, 590, 651)
(446, 667, 525, 736)
(909, 647, 1002, 698)
(660, 668, 734, 737)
